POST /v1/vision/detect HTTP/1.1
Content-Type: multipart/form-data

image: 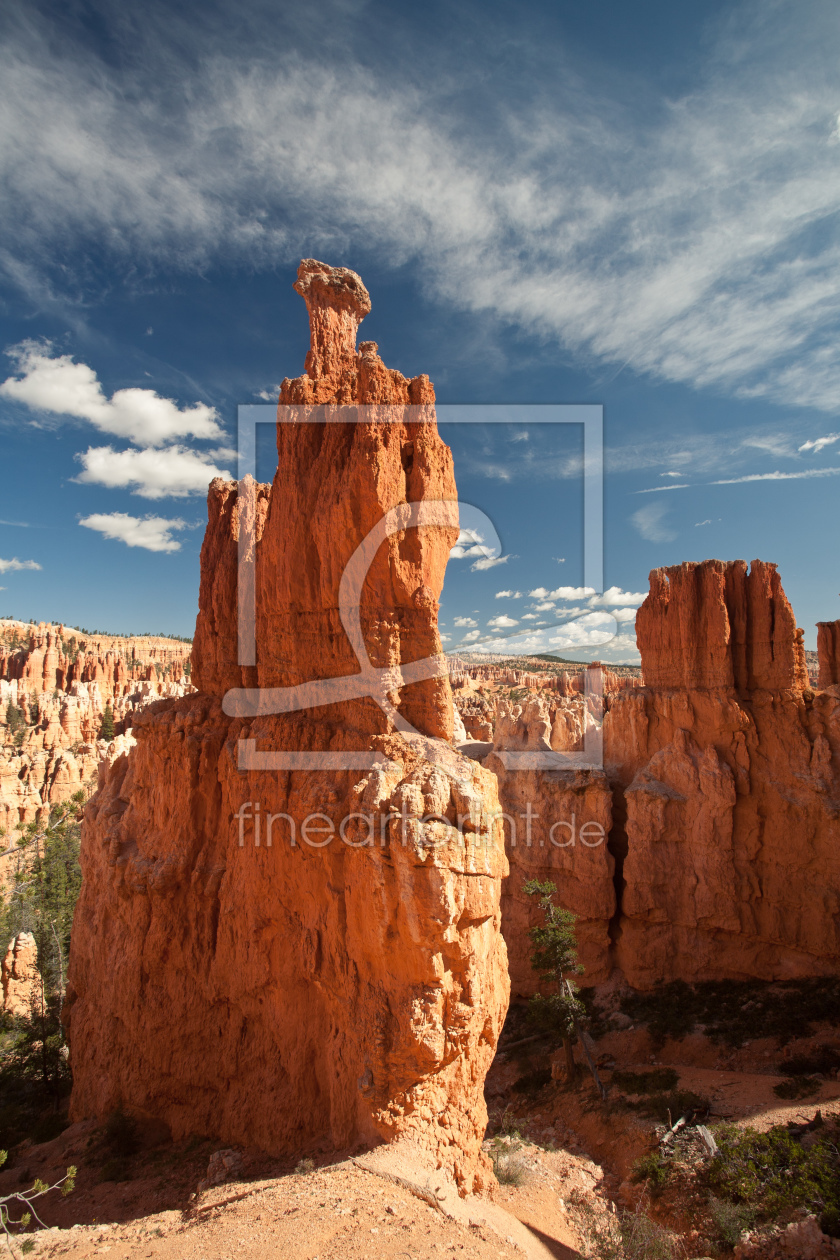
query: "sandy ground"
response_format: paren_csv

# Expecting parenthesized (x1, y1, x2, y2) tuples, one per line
(3, 1017, 839, 1259)
(2, 1146, 595, 1260)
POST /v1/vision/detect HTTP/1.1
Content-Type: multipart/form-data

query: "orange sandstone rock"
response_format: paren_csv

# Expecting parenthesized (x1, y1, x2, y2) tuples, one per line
(636, 559, 808, 692)
(66, 262, 508, 1192)
(605, 560, 840, 987)
(817, 619, 840, 690)
(1, 932, 39, 1015)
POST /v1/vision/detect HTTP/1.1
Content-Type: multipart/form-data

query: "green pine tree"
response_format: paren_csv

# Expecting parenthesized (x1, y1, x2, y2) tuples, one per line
(98, 703, 115, 741)
(4, 703, 26, 750)
(0, 794, 84, 1142)
(523, 879, 585, 1083)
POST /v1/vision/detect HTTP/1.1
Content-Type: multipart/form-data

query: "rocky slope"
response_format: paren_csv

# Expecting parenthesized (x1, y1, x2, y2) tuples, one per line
(66, 260, 509, 1193)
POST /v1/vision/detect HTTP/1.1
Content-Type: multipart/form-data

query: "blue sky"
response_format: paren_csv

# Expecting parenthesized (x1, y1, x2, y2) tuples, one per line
(1, 0, 840, 661)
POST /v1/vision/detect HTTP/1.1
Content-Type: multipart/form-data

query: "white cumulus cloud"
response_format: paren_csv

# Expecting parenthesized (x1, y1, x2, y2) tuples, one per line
(487, 614, 518, 628)
(454, 616, 477, 627)
(588, 586, 646, 607)
(471, 553, 515, 571)
(79, 512, 191, 553)
(548, 611, 619, 649)
(495, 589, 523, 599)
(0, 557, 42, 574)
(0, 343, 224, 448)
(528, 586, 597, 601)
(74, 444, 233, 499)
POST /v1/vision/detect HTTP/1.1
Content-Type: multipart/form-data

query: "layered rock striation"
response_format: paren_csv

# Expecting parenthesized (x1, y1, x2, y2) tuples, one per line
(66, 262, 508, 1191)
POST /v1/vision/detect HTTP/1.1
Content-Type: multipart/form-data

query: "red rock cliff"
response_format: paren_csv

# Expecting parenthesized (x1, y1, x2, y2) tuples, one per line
(66, 262, 508, 1192)
(635, 560, 808, 691)
(605, 559, 839, 987)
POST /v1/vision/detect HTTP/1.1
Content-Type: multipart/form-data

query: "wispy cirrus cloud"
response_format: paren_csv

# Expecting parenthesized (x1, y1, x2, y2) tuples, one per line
(711, 466, 840, 485)
(634, 483, 691, 493)
(799, 433, 840, 453)
(631, 502, 677, 542)
(4, 2, 840, 412)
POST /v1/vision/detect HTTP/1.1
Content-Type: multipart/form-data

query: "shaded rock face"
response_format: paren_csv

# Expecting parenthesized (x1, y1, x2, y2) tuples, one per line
(817, 619, 840, 690)
(606, 559, 840, 988)
(66, 262, 509, 1193)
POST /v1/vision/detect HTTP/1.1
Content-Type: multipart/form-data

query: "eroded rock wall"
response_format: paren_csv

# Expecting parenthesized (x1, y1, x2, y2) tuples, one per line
(606, 560, 840, 987)
(66, 261, 508, 1192)
(486, 563, 839, 996)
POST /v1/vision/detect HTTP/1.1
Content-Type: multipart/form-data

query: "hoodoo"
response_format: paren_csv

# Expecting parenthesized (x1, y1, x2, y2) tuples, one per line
(606, 559, 840, 987)
(65, 261, 509, 1192)
(486, 560, 840, 995)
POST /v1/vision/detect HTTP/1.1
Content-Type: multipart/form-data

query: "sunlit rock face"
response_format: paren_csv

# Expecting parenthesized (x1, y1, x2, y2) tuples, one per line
(66, 261, 509, 1194)
(606, 559, 840, 987)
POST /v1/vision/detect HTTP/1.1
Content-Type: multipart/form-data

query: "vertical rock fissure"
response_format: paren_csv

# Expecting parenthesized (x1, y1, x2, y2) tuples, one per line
(606, 781, 628, 954)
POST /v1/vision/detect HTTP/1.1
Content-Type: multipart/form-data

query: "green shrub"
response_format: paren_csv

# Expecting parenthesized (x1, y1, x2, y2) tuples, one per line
(708, 1121, 840, 1236)
(104, 1108, 139, 1157)
(613, 1069, 679, 1094)
(626, 1089, 709, 1126)
(708, 1195, 755, 1248)
(512, 1068, 552, 1095)
(773, 1077, 820, 1100)
(490, 1104, 525, 1141)
(488, 1138, 529, 1187)
(584, 1201, 685, 1260)
(631, 1152, 670, 1193)
(98, 1157, 130, 1183)
(779, 1048, 840, 1077)
(620, 977, 840, 1048)
(30, 1112, 69, 1144)
(294, 1157, 315, 1175)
